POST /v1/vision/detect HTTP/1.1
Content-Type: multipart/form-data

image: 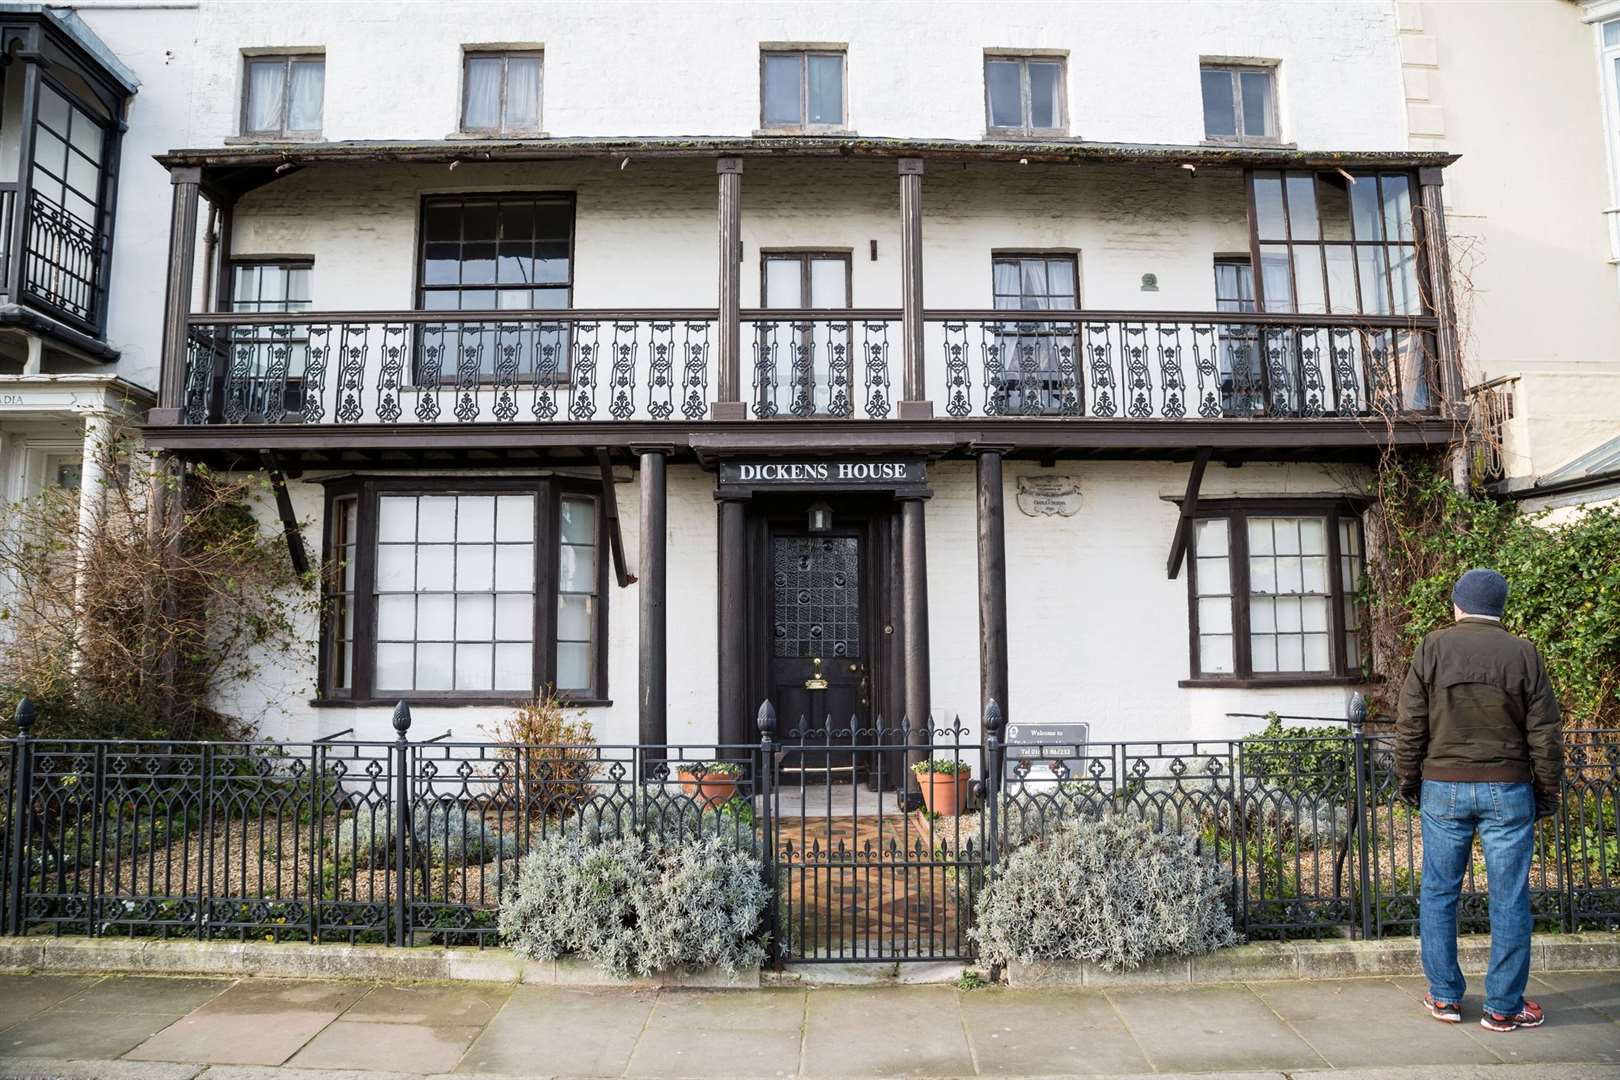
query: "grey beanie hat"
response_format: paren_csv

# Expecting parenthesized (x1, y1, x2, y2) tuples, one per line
(1452, 568, 1508, 618)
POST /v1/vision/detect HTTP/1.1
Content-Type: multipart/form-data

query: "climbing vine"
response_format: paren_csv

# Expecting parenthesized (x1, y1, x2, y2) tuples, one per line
(1364, 455, 1620, 729)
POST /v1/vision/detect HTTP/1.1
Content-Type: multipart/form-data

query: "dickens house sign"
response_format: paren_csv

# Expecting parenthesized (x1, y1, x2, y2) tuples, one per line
(718, 458, 928, 494)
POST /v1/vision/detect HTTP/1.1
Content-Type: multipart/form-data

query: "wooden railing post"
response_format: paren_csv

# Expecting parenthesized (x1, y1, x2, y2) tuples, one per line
(713, 158, 745, 421)
(153, 166, 202, 424)
(897, 158, 931, 419)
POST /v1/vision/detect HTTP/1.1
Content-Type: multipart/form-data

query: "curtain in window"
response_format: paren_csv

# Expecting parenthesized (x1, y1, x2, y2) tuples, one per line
(505, 57, 541, 129)
(463, 57, 503, 129)
(806, 54, 842, 124)
(246, 61, 284, 132)
(286, 61, 324, 132)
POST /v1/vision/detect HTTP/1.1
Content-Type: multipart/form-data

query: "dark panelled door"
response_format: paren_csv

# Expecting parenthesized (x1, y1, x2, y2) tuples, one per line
(768, 531, 869, 769)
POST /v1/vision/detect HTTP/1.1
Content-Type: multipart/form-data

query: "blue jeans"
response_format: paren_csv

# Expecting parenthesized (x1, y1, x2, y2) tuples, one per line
(1418, 780, 1536, 1015)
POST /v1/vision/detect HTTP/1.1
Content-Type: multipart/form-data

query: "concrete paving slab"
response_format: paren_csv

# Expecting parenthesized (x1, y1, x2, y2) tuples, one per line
(0, 1009, 186, 1061)
(801, 986, 974, 1077)
(186, 979, 371, 1016)
(343, 983, 512, 1027)
(51, 976, 233, 1015)
(626, 1023, 803, 1078)
(286, 1019, 482, 1073)
(1452, 983, 1620, 1065)
(1250, 977, 1501, 1067)
(0, 1059, 203, 1080)
(641, 987, 806, 1033)
(956, 988, 1153, 1076)
(1106, 984, 1327, 1073)
(0, 974, 100, 1030)
(454, 986, 656, 1076)
(203, 1068, 421, 1080)
(123, 1008, 339, 1067)
(1533, 970, 1620, 1022)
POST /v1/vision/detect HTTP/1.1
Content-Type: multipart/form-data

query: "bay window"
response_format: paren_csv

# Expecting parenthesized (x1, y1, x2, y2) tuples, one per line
(1186, 501, 1366, 685)
(319, 478, 606, 704)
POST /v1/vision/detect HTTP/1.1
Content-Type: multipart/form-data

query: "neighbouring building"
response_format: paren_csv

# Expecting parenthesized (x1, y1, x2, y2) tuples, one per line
(114, 0, 1478, 751)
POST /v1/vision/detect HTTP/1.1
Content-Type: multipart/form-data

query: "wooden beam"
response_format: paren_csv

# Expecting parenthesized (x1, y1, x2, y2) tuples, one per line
(976, 448, 1008, 732)
(1166, 447, 1213, 579)
(595, 448, 635, 588)
(637, 448, 668, 752)
(712, 158, 744, 420)
(258, 450, 309, 576)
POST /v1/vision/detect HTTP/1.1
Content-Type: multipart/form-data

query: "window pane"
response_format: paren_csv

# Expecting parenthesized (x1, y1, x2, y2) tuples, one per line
(417, 594, 453, 640)
(417, 644, 454, 690)
(1324, 246, 1357, 314)
(419, 496, 457, 541)
(456, 594, 494, 640)
(1201, 69, 1236, 136)
(556, 641, 591, 690)
(558, 594, 592, 639)
(457, 545, 494, 590)
(1197, 556, 1230, 594)
(246, 60, 285, 131)
(455, 643, 493, 690)
(1605, 19, 1620, 48)
(809, 258, 846, 308)
(1028, 61, 1062, 129)
(1285, 174, 1320, 241)
(1292, 246, 1326, 315)
(1045, 258, 1077, 302)
(560, 496, 596, 544)
(376, 544, 415, 590)
(1199, 634, 1234, 674)
(1195, 517, 1228, 556)
(807, 54, 843, 124)
(986, 60, 1021, 128)
(457, 495, 496, 541)
(463, 56, 502, 129)
(375, 643, 413, 690)
(505, 57, 542, 130)
(1259, 244, 1294, 312)
(1239, 71, 1272, 136)
(1350, 177, 1384, 241)
(287, 60, 324, 132)
(495, 594, 533, 639)
(494, 644, 531, 691)
(1389, 246, 1422, 315)
(1198, 596, 1232, 634)
(1356, 246, 1391, 315)
(495, 544, 533, 590)
(558, 544, 594, 592)
(764, 257, 802, 307)
(377, 595, 415, 640)
(378, 495, 416, 541)
(1252, 173, 1287, 240)
(762, 53, 801, 125)
(39, 86, 69, 133)
(418, 545, 455, 590)
(1381, 174, 1415, 243)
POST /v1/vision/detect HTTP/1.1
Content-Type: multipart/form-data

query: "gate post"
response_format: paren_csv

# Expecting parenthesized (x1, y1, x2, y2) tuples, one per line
(756, 699, 782, 970)
(1348, 693, 1374, 940)
(392, 701, 412, 948)
(983, 700, 1004, 876)
(6, 698, 35, 937)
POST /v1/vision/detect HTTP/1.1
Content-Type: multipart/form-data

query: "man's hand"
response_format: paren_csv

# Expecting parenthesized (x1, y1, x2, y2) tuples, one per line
(1399, 781, 1422, 809)
(1534, 789, 1558, 820)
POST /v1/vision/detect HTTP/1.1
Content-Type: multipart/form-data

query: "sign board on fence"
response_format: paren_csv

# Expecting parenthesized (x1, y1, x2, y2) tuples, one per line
(1002, 721, 1091, 783)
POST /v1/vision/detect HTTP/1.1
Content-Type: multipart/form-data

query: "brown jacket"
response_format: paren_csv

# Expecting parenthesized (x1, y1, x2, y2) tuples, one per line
(1396, 617, 1563, 793)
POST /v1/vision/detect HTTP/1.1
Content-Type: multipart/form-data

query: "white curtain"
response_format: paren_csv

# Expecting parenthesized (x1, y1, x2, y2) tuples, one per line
(463, 57, 502, 129)
(504, 58, 541, 130)
(287, 61, 324, 132)
(246, 61, 284, 132)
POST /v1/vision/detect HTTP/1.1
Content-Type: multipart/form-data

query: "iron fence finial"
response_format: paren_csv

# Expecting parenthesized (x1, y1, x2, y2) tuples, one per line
(756, 699, 776, 738)
(1347, 691, 1367, 732)
(985, 698, 1003, 736)
(14, 697, 34, 735)
(392, 700, 412, 738)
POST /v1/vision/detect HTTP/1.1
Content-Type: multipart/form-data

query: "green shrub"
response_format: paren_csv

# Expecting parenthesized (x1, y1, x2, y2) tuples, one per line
(912, 757, 971, 776)
(499, 832, 768, 978)
(972, 814, 1237, 972)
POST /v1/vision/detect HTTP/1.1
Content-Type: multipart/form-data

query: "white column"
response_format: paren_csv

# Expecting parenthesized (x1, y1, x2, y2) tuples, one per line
(73, 410, 111, 607)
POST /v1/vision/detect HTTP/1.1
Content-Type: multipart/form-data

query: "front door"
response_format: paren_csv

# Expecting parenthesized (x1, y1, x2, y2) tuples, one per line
(767, 528, 870, 764)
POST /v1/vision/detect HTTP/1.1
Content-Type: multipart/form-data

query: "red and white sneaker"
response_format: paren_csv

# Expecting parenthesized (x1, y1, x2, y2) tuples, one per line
(1424, 992, 1462, 1023)
(1480, 1000, 1544, 1031)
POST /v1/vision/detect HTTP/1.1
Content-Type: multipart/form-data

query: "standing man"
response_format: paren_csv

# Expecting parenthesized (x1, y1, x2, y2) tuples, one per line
(1397, 568, 1563, 1031)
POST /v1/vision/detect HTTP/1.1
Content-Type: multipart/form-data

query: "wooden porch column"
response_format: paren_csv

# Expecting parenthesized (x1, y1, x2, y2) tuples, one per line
(153, 166, 202, 423)
(716, 496, 748, 745)
(713, 158, 746, 421)
(1418, 167, 1462, 410)
(897, 158, 931, 419)
(975, 448, 1008, 730)
(637, 448, 671, 749)
(901, 495, 931, 799)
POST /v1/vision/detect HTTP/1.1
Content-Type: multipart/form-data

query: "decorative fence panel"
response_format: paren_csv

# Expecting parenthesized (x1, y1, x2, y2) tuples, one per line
(2, 701, 1616, 964)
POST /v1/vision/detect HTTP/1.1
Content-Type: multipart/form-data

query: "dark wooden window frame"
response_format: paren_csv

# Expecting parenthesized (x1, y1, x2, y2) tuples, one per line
(758, 48, 849, 132)
(316, 475, 609, 707)
(459, 50, 544, 136)
(240, 53, 325, 138)
(218, 256, 315, 422)
(1201, 63, 1279, 145)
(983, 53, 1069, 137)
(1181, 497, 1368, 689)
(758, 249, 854, 307)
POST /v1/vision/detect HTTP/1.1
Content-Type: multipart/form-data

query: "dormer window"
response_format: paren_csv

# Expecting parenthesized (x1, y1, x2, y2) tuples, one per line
(242, 53, 325, 138)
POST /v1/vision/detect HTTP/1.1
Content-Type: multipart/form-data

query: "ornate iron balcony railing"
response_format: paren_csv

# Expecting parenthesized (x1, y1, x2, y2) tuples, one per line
(177, 308, 1440, 425)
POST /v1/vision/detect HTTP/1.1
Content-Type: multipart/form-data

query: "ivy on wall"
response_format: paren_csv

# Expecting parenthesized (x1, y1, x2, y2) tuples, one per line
(1366, 458, 1620, 729)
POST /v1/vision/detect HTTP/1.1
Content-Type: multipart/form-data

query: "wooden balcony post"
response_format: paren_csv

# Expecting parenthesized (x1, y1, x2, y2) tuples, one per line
(154, 166, 202, 422)
(900, 495, 931, 801)
(1418, 167, 1462, 410)
(716, 496, 749, 745)
(713, 158, 745, 421)
(898, 158, 931, 419)
(975, 448, 1009, 732)
(637, 447, 671, 753)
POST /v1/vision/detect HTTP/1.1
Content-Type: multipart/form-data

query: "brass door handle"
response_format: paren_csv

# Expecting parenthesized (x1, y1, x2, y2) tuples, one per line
(804, 657, 829, 691)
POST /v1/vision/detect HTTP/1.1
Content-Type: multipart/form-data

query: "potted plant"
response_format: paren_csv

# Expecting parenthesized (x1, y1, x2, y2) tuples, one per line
(911, 758, 972, 816)
(678, 760, 744, 808)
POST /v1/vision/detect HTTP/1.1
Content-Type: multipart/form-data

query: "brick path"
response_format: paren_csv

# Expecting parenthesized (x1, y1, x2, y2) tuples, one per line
(1, 969, 1618, 1078)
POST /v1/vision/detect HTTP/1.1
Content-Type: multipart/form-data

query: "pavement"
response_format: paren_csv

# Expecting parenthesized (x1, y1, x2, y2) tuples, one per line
(0, 969, 1618, 1079)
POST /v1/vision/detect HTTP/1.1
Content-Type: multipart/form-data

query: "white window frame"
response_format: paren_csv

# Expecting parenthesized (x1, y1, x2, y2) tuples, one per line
(239, 51, 325, 139)
(1591, 9, 1620, 263)
(459, 49, 544, 136)
(1200, 62, 1279, 145)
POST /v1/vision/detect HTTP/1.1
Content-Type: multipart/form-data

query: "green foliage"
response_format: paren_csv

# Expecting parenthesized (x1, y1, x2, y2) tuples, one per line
(912, 757, 971, 776)
(1242, 713, 1353, 801)
(1369, 460, 1620, 728)
(680, 760, 744, 777)
(955, 968, 989, 990)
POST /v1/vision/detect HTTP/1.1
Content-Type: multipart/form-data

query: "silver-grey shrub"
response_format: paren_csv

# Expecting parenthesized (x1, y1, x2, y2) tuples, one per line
(499, 832, 768, 979)
(972, 813, 1237, 972)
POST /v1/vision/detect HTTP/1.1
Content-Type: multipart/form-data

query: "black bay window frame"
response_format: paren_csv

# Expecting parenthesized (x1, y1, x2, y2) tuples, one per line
(1181, 497, 1368, 689)
(316, 475, 609, 707)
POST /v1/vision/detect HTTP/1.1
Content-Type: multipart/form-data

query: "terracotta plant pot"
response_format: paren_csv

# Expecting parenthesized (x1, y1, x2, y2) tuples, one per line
(679, 768, 739, 809)
(915, 769, 969, 816)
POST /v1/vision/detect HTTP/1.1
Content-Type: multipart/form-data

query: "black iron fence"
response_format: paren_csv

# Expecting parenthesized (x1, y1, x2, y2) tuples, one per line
(3, 699, 1616, 964)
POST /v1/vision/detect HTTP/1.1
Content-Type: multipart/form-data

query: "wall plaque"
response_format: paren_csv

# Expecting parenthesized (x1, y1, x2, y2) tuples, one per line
(1015, 475, 1082, 517)
(1002, 721, 1092, 783)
